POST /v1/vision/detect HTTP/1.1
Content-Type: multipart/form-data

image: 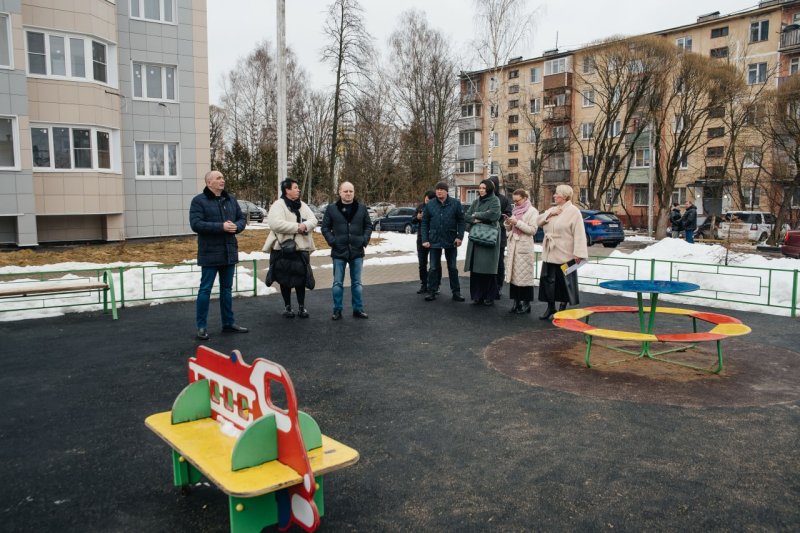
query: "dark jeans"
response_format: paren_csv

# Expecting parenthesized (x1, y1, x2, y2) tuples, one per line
(417, 241, 440, 288)
(496, 244, 506, 290)
(196, 264, 235, 329)
(428, 247, 460, 294)
(685, 229, 695, 244)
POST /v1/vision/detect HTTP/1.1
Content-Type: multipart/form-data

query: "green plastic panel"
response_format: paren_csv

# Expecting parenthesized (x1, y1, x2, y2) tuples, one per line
(172, 449, 202, 487)
(228, 492, 279, 533)
(298, 411, 322, 450)
(171, 379, 211, 424)
(231, 413, 278, 471)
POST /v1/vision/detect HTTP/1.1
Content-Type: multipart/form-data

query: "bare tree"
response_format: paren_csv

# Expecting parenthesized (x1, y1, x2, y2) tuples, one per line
(294, 90, 334, 203)
(209, 104, 226, 170)
(321, 0, 373, 197)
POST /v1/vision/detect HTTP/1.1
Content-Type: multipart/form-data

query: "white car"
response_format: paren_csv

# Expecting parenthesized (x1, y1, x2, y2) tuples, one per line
(717, 211, 780, 242)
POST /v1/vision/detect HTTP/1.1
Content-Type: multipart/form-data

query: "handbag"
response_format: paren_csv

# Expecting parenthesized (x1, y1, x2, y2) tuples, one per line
(279, 236, 297, 255)
(469, 223, 499, 247)
(300, 253, 315, 290)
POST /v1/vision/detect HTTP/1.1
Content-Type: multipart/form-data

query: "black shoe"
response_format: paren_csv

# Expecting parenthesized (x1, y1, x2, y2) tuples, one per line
(539, 306, 556, 320)
(416, 285, 428, 294)
(483, 299, 494, 306)
(509, 300, 521, 313)
(558, 302, 568, 311)
(425, 291, 437, 301)
(452, 292, 465, 302)
(517, 301, 531, 314)
(196, 328, 209, 340)
(222, 324, 248, 333)
(353, 310, 369, 319)
(297, 307, 309, 318)
(283, 305, 295, 318)
(495, 293, 502, 300)
(332, 310, 342, 320)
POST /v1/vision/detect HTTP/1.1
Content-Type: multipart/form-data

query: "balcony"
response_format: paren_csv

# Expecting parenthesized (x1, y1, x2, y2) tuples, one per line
(458, 116, 482, 130)
(461, 90, 481, 103)
(543, 104, 571, 123)
(458, 145, 481, 160)
(780, 27, 800, 51)
(543, 72, 573, 91)
(543, 169, 570, 183)
(541, 138, 570, 153)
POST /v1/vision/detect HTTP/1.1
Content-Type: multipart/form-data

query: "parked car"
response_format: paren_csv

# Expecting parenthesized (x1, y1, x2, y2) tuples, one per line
(781, 229, 800, 258)
(371, 202, 396, 217)
(533, 210, 625, 248)
(693, 214, 726, 240)
(372, 207, 418, 233)
(309, 204, 326, 221)
(718, 211, 779, 242)
(237, 200, 265, 223)
(367, 207, 379, 223)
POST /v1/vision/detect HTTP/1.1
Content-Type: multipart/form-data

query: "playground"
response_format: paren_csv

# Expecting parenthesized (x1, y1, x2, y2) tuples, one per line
(0, 278, 798, 531)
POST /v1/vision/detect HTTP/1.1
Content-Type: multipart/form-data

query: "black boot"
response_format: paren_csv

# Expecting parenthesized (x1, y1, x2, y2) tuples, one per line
(416, 284, 428, 294)
(283, 305, 295, 318)
(539, 304, 556, 320)
(509, 300, 521, 313)
(558, 302, 568, 311)
(517, 301, 531, 314)
(297, 306, 309, 318)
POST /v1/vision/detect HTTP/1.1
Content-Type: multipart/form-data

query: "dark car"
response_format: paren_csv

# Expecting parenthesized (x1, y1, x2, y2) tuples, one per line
(534, 210, 625, 248)
(237, 200, 265, 223)
(781, 230, 800, 258)
(372, 207, 418, 233)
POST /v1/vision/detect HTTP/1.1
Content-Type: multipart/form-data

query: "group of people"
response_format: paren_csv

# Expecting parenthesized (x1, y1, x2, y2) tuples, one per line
(670, 200, 698, 243)
(189, 170, 589, 339)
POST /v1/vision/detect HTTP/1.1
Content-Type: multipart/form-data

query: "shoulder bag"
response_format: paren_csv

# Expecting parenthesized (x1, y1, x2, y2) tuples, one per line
(469, 223, 499, 247)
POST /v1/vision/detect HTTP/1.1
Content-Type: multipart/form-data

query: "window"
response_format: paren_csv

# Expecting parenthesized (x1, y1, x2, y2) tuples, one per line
(551, 125, 567, 138)
(508, 114, 519, 124)
(0, 116, 19, 169)
(509, 99, 519, 109)
(582, 90, 594, 107)
(508, 158, 518, 167)
(633, 185, 648, 206)
(530, 67, 541, 83)
(508, 69, 519, 79)
(675, 76, 686, 94)
(458, 131, 475, 146)
(678, 153, 688, 169)
(0, 14, 10, 68)
(710, 47, 728, 59)
(25, 30, 113, 84)
(551, 152, 568, 170)
(489, 105, 498, 118)
(708, 106, 725, 119)
(748, 62, 767, 85)
(31, 125, 115, 171)
(508, 129, 518, 138)
(711, 26, 729, 38)
(674, 114, 686, 133)
(545, 93, 566, 107)
(743, 187, 760, 208)
(745, 104, 765, 125)
(581, 155, 594, 171)
(581, 123, 594, 140)
(529, 98, 541, 114)
(634, 147, 650, 168)
(135, 141, 178, 178)
(676, 36, 692, 51)
(133, 62, 177, 101)
(607, 155, 621, 172)
(707, 127, 724, 139)
(461, 103, 481, 117)
(750, 20, 769, 43)
(509, 144, 519, 153)
(791, 57, 800, 75)
(490, 161, 500, 175)
(743, 146, 762, 168)
(490, 132, 499, 148)
(672, 188, 687, 205)
(605, 187, 619, 205)
(579, 188, 588, 205)
(458, 160, 474, 173)
(131, 0, 175, 24)
(528, 128, 540, 143)
(489, 76, 498, 91)
(544, 57, 566, 76)
(706, 146, 724, 158)
(508, 84, 519, 94)
(582, 56, 595, 74)
(608, 120, 621, 138)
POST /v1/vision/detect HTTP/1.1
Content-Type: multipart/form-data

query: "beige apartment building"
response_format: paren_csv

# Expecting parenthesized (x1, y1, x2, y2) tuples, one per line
(0, 0, 209, 246)
(457, 0, 800, 227)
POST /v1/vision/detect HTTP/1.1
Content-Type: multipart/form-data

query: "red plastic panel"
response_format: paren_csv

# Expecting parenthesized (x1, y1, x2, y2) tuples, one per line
(585, 306, 638, 313)
(691, 312, 741, 325)
(656, 332, 726, 342)
(553, 318, 595, 332)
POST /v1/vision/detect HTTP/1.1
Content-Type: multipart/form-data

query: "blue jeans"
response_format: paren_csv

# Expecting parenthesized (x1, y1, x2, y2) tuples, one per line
(196, 264, 236, 329)
(428, 247, 460, 293)
(685, 230, 694, 244)
(332, 257, 364, 312)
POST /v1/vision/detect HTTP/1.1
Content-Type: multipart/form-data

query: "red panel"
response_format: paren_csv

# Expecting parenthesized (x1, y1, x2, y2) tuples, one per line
(691, 312, 741, 325)
(586, 306, 638, 313)
(553, 318, 595, 332)
(656, 332, 726, 342)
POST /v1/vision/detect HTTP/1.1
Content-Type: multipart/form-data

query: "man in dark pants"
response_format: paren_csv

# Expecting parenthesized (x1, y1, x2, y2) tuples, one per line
(681, 200, 698, 244)
(189, 170, 248, 340)
(421, 181, 465, 302)
(415, 190, 438, 294)
(490, 176, 512, 298)
(670, 202, 683, 238)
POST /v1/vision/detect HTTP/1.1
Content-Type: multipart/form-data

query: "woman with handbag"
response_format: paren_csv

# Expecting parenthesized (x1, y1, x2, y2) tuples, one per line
(535, 184, 588, 320)
(464, 178, 502, 306)
(263, 179, 317, 318)
(503, 189, 539, 314)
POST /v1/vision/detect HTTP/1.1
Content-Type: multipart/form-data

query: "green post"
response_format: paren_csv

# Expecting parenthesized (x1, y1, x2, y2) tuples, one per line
(792, 269, 799, 319)
(118, 266, 125, 307)
(650, 258, 656, 281)
(252, 259, 258, 296)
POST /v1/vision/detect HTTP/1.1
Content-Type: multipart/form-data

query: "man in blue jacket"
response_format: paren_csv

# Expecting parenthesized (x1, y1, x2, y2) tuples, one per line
(321, 181, 372, 320)
(421, 181, 465, 302)
(189, 170, 248, 340)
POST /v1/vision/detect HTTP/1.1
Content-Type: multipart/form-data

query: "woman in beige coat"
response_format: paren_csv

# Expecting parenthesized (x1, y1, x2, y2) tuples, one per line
(264, 179, 317, 318)
(536, 184, 588, 320)
(503, 189, 539, 314)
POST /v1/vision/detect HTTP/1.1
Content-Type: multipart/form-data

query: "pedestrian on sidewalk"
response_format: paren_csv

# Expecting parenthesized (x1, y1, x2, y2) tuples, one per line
(490, 176, 512, 298)
(503, 189, 539, 314)
(415, 190, 438, 294)
(321, 181, 372, 320)
(421, 181, 466, 302)
(670, 203, 683, 238)
(681, 200, 697, 244)
(464, 178, 502, 306)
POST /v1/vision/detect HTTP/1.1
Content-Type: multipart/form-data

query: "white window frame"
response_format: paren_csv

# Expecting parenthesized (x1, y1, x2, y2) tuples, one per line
(674, 114, 686, 133)
(130, 0, 176, 25)
(605, 187, 619, 205)
(489, 132, 499, 148)
(132, 62, 178, 102)
(461, 103, 480, 117)
(529, 97, 541, 114)
(676, 36, 693, 51)
(551, 152, 568, 170)
(608, 120, 621, 138)
(30, 124, 117, 172)
(743, 147, 762, 168)
(747, 62, 767, 85)
(458, 131, 475, 146)
(579, 188, 588, 205)
(633, 184, 648, 206)
(791, 57, 800, 76)
(582, 89, 594, 107)
(582, 56, 595, 74)
(544, 57, 566, 76)
(0, 13, 13, 70)
(529, 67, 541, 83)
(458, 160, 474, 173)
(672, 187, 687, 205)
(0, 115, 20, 170)
(743, 186, 760, 208)
(633, 147, 651, 168)
(135, 140, 180, 179)
(581, 123, 594, 140)
(509, 99, 519, 109)
(750, 20, 769, 43)
(508, 144, 519, 153)
(528, 128, 540, 143)
(678, 152, 688, 170)
(24, 29, 117, 87)
(581, 155, 594, 172)
(551, 125, 567, 139)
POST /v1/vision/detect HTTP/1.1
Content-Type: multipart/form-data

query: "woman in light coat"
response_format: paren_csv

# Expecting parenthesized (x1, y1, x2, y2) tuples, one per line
(536, 184, 588, 320)
(264, 179, 317, 318)
(464, 178, 502, 305)
(503, 189, 539, 314)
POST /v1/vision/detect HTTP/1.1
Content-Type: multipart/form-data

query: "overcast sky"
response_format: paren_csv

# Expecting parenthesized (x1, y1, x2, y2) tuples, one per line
(207, 0, 757, 105)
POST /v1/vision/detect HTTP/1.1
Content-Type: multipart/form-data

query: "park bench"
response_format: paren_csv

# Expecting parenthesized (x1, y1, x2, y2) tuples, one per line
(146, 346, 359, 533)
(0, 269, 118, 320)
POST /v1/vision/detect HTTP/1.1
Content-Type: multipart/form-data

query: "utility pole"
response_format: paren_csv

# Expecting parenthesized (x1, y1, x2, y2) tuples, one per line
(647, 124, 653, 238)
(276, 0, 287, 197)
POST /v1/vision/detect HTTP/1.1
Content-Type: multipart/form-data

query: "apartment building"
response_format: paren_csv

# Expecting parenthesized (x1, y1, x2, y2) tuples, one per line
(457, 0, 800, 226)
(0, 0, 209, 246)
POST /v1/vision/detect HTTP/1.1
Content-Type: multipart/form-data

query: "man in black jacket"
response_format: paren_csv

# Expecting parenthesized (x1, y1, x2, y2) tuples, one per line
(490, 176, 512, 298)
(321, 181, 373, 320)
(670, 203, 683, 238)
(680, 200, 698, 244)
(189, 170, 248, 340)
(415, 190, 438, 294)
(421, 181, 465, 302)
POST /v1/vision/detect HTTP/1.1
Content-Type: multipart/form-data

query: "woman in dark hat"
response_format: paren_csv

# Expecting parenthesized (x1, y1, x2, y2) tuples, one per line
(464, 178, 502, 305)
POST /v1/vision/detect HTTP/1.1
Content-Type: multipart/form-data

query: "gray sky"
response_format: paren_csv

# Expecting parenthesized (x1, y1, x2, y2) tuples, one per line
(207, 0, 757, 105)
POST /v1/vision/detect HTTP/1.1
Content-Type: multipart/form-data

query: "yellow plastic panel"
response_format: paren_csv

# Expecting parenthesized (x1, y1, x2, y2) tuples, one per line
(653, 307, 696, 316)
(586, 328, 658, 342)
(710, 323, 752, 336)
(553, 308, 593, 320)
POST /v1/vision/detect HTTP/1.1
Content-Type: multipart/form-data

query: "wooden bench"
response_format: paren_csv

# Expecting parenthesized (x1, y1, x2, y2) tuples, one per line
(0, 269, 118, 320)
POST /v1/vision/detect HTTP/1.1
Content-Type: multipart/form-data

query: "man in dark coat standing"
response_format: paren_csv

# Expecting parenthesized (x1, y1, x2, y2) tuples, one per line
(490, 176, 512, 298)
(670, 203, 683, 238)
(680, 200, 698, 244)
(414, 190, 438, 294)
(321, 181, 373, 320)
(421, 181, 465, 302)
(189, 170, 248, 340)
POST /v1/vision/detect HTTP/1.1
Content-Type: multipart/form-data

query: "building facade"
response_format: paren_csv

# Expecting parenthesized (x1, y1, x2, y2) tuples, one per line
(457, 0, 800, 227)
(0, 0, 208, 246)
